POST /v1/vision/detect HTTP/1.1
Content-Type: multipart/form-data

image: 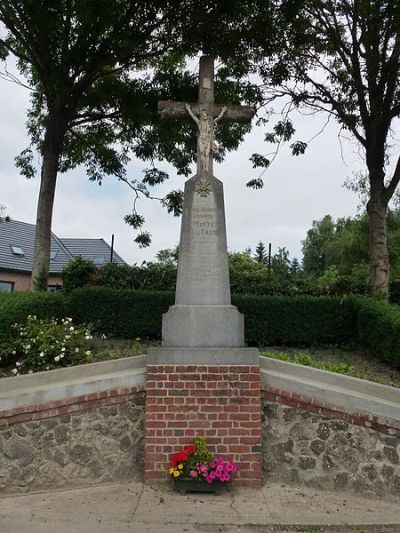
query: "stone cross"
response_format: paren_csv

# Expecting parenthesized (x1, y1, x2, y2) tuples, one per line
(158, 56, 253, 175)
(153, 55, 255, 351)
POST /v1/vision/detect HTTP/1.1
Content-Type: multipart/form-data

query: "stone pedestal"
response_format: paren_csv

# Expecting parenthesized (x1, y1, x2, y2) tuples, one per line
(161, 174, 245, 348)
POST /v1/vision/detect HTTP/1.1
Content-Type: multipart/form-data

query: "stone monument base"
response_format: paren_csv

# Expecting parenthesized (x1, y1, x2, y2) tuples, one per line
(144, 356, 262, 488)
(161, 305, 245, 347)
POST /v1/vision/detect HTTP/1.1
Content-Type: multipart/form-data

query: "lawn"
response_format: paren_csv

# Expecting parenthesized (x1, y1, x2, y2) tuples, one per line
(261, 346, 400, 388)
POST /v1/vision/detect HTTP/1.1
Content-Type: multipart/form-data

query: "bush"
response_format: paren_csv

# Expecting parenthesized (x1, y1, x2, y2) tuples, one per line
(2, 289, 400, 371)
(233, 294, 356, 346)
(67, 287, 174, 339)
(0, 315, 94, 372)
(62, 257, 97, 293)
(0, 291, 67, 341)
(353, 296, 400, 367)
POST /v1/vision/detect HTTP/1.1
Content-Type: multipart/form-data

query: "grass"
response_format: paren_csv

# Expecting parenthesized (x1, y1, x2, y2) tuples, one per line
(2, 335, 400, 390)
(261, 347, 400, 389)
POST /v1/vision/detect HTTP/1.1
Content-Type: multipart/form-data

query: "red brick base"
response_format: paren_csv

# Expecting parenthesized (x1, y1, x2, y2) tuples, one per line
(145, 364, 262, 487)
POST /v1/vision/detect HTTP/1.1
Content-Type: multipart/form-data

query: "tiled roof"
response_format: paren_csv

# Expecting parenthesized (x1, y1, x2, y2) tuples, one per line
(60, 238, 126, 265)
(0, 220, 126, 274)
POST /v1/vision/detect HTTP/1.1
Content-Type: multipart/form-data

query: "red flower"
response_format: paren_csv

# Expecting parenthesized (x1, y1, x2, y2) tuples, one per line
(183, 444, 196, 455)
(169, 450, 188, 467)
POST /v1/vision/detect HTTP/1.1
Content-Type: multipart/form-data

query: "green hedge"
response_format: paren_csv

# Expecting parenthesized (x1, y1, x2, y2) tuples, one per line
(233, 294, 355, 346)
(67, 287, 174, 339)
(1, 289, 400, 368)
(352, 297, 400, 367)
(0, 292, 67, 340)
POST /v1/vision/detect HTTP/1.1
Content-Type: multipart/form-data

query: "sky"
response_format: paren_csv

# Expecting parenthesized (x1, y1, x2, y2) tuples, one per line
(0, 62, 363, 266)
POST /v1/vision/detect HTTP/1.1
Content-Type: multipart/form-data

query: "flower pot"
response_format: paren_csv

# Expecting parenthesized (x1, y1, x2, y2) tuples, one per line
(173, 478, 226, 494)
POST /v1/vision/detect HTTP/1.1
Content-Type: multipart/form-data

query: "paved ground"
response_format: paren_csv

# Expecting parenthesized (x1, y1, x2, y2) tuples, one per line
(0, 481, 399, 533)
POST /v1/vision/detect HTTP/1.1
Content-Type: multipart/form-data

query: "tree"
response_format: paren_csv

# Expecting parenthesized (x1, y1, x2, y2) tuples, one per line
(156, 246, 179, 266)
(254, 241, 267, 263)
(254, 0, 400, 299)
(0, 1, 187, 288)
(302, 215, 336, 276)
(0, 1, 270, 291)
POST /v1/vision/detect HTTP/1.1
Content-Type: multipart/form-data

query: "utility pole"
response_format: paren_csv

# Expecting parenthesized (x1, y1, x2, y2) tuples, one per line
(268, 243, 272, 276)
(110, 234, 114, 263)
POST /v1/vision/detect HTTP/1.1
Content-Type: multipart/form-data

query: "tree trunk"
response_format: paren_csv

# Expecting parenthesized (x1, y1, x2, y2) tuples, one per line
(366, 185, 390, 300)
(31, 113, 67, 290)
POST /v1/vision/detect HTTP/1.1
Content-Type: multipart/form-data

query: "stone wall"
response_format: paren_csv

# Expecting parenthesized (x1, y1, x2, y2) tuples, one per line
(0, 393, 145, 494)
(262, 400, 400, 500)
(1, 362, 400, 499)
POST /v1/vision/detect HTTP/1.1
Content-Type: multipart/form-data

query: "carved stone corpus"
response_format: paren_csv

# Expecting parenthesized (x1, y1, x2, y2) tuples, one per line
(158, 56, 254, 175)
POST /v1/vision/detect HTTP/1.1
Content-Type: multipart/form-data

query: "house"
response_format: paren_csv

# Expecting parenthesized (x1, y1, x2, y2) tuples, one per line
(0, 220, 126, 292)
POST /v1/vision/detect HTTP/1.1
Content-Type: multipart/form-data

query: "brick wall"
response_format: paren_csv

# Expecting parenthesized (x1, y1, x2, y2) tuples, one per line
(0, 271, 62, 291)
(261, 385, 400, 437)
(0, 386, 145, 427)
(145, 365, 262, 487)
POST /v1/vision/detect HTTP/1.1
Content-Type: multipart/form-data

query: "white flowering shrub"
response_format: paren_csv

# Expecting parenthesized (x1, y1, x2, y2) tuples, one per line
(0, 315, 94, 375)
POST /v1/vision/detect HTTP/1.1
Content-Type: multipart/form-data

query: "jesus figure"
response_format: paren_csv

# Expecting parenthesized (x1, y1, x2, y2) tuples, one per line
(185, 103, 227, 173)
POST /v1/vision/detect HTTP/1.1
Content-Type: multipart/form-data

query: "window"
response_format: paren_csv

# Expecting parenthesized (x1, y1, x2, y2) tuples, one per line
(11, 246, 24, 256)
(50, 250, 58, 260)
(0, 281, 14, 292)
(47, 285, 61, 293)
(93, 256, 105, 266)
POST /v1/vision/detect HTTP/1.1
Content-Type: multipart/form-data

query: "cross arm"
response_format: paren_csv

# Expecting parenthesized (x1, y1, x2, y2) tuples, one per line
(158, 101, 254, 123)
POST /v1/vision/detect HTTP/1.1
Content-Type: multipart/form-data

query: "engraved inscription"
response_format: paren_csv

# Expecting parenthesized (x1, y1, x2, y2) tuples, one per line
(203, 77, 211, 89)
(187, 205, 221, 284)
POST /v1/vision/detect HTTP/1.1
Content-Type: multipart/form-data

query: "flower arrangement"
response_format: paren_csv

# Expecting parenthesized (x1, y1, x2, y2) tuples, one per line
(168, 437, 237, 485)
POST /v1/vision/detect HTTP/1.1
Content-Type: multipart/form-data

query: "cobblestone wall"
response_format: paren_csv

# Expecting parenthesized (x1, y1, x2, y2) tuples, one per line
(0, 398, 145, 494)
(1, 391, 399, 498)
(262, 401, 400, 500)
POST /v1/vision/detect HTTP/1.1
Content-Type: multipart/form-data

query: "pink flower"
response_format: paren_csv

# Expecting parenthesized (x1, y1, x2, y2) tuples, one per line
(209, 470, 216, 480)
(209, 460, 216, 469)
(189, 470, 197, 478)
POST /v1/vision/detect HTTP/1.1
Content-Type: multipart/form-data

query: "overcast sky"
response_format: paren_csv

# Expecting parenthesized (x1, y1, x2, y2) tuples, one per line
(0, 63, 363, 265)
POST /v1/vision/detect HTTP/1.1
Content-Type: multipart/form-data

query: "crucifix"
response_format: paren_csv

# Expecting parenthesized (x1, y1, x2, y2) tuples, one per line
(158, 56, 254, 176)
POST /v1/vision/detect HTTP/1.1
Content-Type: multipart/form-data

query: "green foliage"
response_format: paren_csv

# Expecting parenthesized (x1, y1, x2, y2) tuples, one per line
(156, 246, 179, 266)
(254, 241, 268, 263)
(2, 289, 400, 371)
(233, 294, 356, 346)
(300, 211, 400, 297)
(229, 250, 298, 295)
(353, 297, 400, 368)
(94, 262, 135, 289)
(67, 287, 174, 339)
(0, 316, 93, 372)
(261, 350, 360, 378)
(191, 437, 213, 464)
(62, 257, 97, 293)
(32, 268, 48, 292)
(0, 292, 67, 341)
